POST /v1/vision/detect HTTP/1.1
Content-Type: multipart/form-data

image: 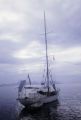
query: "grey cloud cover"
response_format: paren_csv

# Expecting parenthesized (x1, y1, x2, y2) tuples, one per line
(0, 0, 81, 83)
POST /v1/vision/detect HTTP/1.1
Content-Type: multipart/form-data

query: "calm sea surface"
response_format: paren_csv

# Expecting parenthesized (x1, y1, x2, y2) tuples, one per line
(0, 82, 81, 120)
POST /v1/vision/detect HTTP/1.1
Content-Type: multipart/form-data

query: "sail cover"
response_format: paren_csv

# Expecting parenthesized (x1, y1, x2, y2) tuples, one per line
(18, 80, 26, 92)
(28, 74, 31, 85)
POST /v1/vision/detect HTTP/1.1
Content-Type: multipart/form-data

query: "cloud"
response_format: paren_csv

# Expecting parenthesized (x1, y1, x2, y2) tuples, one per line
(0, 0, 81, 83)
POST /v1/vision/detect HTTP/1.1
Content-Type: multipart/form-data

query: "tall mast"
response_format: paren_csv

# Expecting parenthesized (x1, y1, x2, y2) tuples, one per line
(44, 12, 49, 94)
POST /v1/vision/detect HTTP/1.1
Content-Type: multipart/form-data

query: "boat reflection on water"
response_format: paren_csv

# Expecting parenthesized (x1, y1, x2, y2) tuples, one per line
(18, 101, 59, 120)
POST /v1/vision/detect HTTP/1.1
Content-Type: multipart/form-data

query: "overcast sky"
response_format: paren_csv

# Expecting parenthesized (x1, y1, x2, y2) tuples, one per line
(0, 0, 81, 84)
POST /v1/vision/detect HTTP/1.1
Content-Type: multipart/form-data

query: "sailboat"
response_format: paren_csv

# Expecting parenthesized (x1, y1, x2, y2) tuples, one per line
(17, 12, 59, 108)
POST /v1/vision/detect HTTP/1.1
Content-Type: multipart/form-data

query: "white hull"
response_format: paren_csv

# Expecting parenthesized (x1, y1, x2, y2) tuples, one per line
(31, 94, 58, 107)
(18, 94, 58, 108)
(41, 94, 58, 104)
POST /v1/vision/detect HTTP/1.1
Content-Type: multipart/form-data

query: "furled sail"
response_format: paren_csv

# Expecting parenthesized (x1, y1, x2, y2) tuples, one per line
(18, 80, 26, 92)
(28, 74, 31, 85)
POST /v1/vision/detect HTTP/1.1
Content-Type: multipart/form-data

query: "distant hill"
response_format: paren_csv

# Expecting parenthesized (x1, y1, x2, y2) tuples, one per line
(0, 83, 18, 87)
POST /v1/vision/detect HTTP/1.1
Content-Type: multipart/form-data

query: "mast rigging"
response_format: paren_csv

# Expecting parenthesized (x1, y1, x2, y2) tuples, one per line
(44, 12, 49, 94)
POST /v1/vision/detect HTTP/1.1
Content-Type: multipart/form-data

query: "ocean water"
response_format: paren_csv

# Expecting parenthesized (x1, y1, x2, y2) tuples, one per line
(0, 83, 81, 120)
